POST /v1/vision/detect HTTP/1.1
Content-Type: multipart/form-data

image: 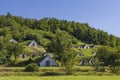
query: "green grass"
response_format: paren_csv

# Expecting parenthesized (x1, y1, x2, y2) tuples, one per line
(0, 66, 118, 76)
(23, 46, 46, 54)
(0, 76, 120, 80)
(79, 49, 95, 56)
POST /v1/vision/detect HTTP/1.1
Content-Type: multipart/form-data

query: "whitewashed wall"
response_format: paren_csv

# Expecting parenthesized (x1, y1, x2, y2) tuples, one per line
(39, 55, 57, 67)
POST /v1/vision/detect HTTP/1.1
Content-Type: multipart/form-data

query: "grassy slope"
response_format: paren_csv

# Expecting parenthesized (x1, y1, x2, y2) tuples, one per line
(23, 46, 46, 54)
(0, 76, 120, 80)
(23, 29, 97, 56)
(79, 49, 95, 56)
(18, 29, 98, 57)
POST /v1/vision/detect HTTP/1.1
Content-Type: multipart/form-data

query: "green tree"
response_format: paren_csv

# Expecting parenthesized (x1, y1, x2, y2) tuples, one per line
(96, 46, 113, 66)
(5, 42, 23, 61)
(109, 34, 116, 47)
(50, 30, 72, 66)
(0, 37, 7, 64)
(24, 63, 39, 72)
(96, 46, 120, 73)
(63, 49, 78, 74)
(108, 52, 120, 74)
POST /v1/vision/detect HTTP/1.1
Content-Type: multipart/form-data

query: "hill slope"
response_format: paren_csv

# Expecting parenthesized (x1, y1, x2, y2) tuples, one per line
(1, 13, 120, 47)
(0, 13, 120, 57)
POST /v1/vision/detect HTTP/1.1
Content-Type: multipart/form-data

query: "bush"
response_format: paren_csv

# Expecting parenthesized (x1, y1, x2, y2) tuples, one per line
(98, 67, 105, 72)
(7, 60, 17, 67)
(110, 66, 120, 74)
(72, 39, 77, 44)
(42, 72, 63, 76)
(16, 58, 34, 67)
(24, 63, 39, 72)
(94, 67, 105, 72)
(43, 32, 55, 40)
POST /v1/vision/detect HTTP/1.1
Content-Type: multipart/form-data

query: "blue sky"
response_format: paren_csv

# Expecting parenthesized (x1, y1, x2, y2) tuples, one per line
(0, 0, 120, 37)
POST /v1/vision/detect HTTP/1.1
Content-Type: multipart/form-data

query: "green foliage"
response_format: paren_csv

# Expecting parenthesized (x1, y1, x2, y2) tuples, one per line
(7, 60, 18, 67)
(24, 63, 39, 72)
(43, 72, 63, 76)
(16, 58, 35, 67)
(43, 31, 55, 40)
(96, 46, 114, 66)
(1, 66, 120, 76)
(5, 42, 23, 61)
(0, 13, 120, 67)
(49, 30, 72, 65)
(96, 46, 120, 73)
(108, 52, 120, 74)
(71, 39, 78, 44)
(0, 13, 120, 47)
(63, 49, 78, 74)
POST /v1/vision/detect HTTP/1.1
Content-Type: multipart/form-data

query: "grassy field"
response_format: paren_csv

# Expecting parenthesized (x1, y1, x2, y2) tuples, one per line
(0, 66, 116, 76)
(0, 76, 120, 80)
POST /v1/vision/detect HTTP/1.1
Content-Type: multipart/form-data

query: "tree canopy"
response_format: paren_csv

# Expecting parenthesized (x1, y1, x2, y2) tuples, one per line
(0, 13, 120, 47)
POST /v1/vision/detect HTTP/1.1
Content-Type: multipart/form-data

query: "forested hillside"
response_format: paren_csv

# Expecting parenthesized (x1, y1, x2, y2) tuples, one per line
(0, 13, 119, 47)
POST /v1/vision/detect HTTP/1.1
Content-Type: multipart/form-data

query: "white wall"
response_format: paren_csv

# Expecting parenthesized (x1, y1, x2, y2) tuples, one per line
(39, 56, 57, 67)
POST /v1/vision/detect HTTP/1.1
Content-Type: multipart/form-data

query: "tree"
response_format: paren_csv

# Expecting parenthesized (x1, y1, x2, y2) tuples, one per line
(50, 30, 72, 66)
(96, 46, 113, 66)
(0, 49, 8, 64)
(96, 46, 120, 73)
(5, 42, 23, 61)
(24, 63, 39, 72)
(109, 34, 116, 47)
(63, 49, 78, 74)
(47, 30, 78, 73)
(13, 43, 23, 60)
(6, 12, 12, 18)
(108, 52, 120, 73)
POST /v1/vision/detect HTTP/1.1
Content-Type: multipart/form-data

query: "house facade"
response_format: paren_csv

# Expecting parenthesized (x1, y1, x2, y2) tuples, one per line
(19, 53, 27, 58)
(83, 44, 90, 49)
(39, 55, 57, 67)
(28, 40, 39, 48)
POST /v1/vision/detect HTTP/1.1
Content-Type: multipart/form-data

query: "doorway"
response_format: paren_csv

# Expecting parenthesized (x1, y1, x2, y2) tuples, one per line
(46, 60, 50, 66)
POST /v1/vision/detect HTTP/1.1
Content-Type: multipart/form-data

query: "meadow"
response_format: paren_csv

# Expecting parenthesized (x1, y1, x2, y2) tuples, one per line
(0, 66, 119, 80)
(0, 76, 120, 80)
(0, 66, 117, 76)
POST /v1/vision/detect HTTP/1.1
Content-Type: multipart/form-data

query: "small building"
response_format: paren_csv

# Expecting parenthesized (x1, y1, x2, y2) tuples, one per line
(77, 52, 84, 57)
(80, 59, 86, 65)
(89, 58, 94, 65)
(83, 44, 90, 49)
(30, 53, 37, 58)
(39, 54, 57, 67)
(19, 53, 27, 58)
(93, 52, 97, 56)
(78, 46, 83, 49)
(9, 39, 18, 44)
(28, 40, 39, 48)
(78, 44, 90, 49)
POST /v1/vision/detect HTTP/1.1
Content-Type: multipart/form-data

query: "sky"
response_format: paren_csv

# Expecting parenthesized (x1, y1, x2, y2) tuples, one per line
(0, 0, 120, 37)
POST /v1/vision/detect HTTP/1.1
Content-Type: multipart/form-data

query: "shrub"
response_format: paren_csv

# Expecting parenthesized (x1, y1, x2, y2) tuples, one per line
(43, 32, 55, 40)
(110, 66, 120, 74)
(16, 58, 34, 67)
(98, 67, 105, 72)
(72, 39, 77, 44)
(7, 60, 17, 67)
(24, 63, 39, 72)
(94, 67, 105, 72)
(42, 72, 63, 76)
